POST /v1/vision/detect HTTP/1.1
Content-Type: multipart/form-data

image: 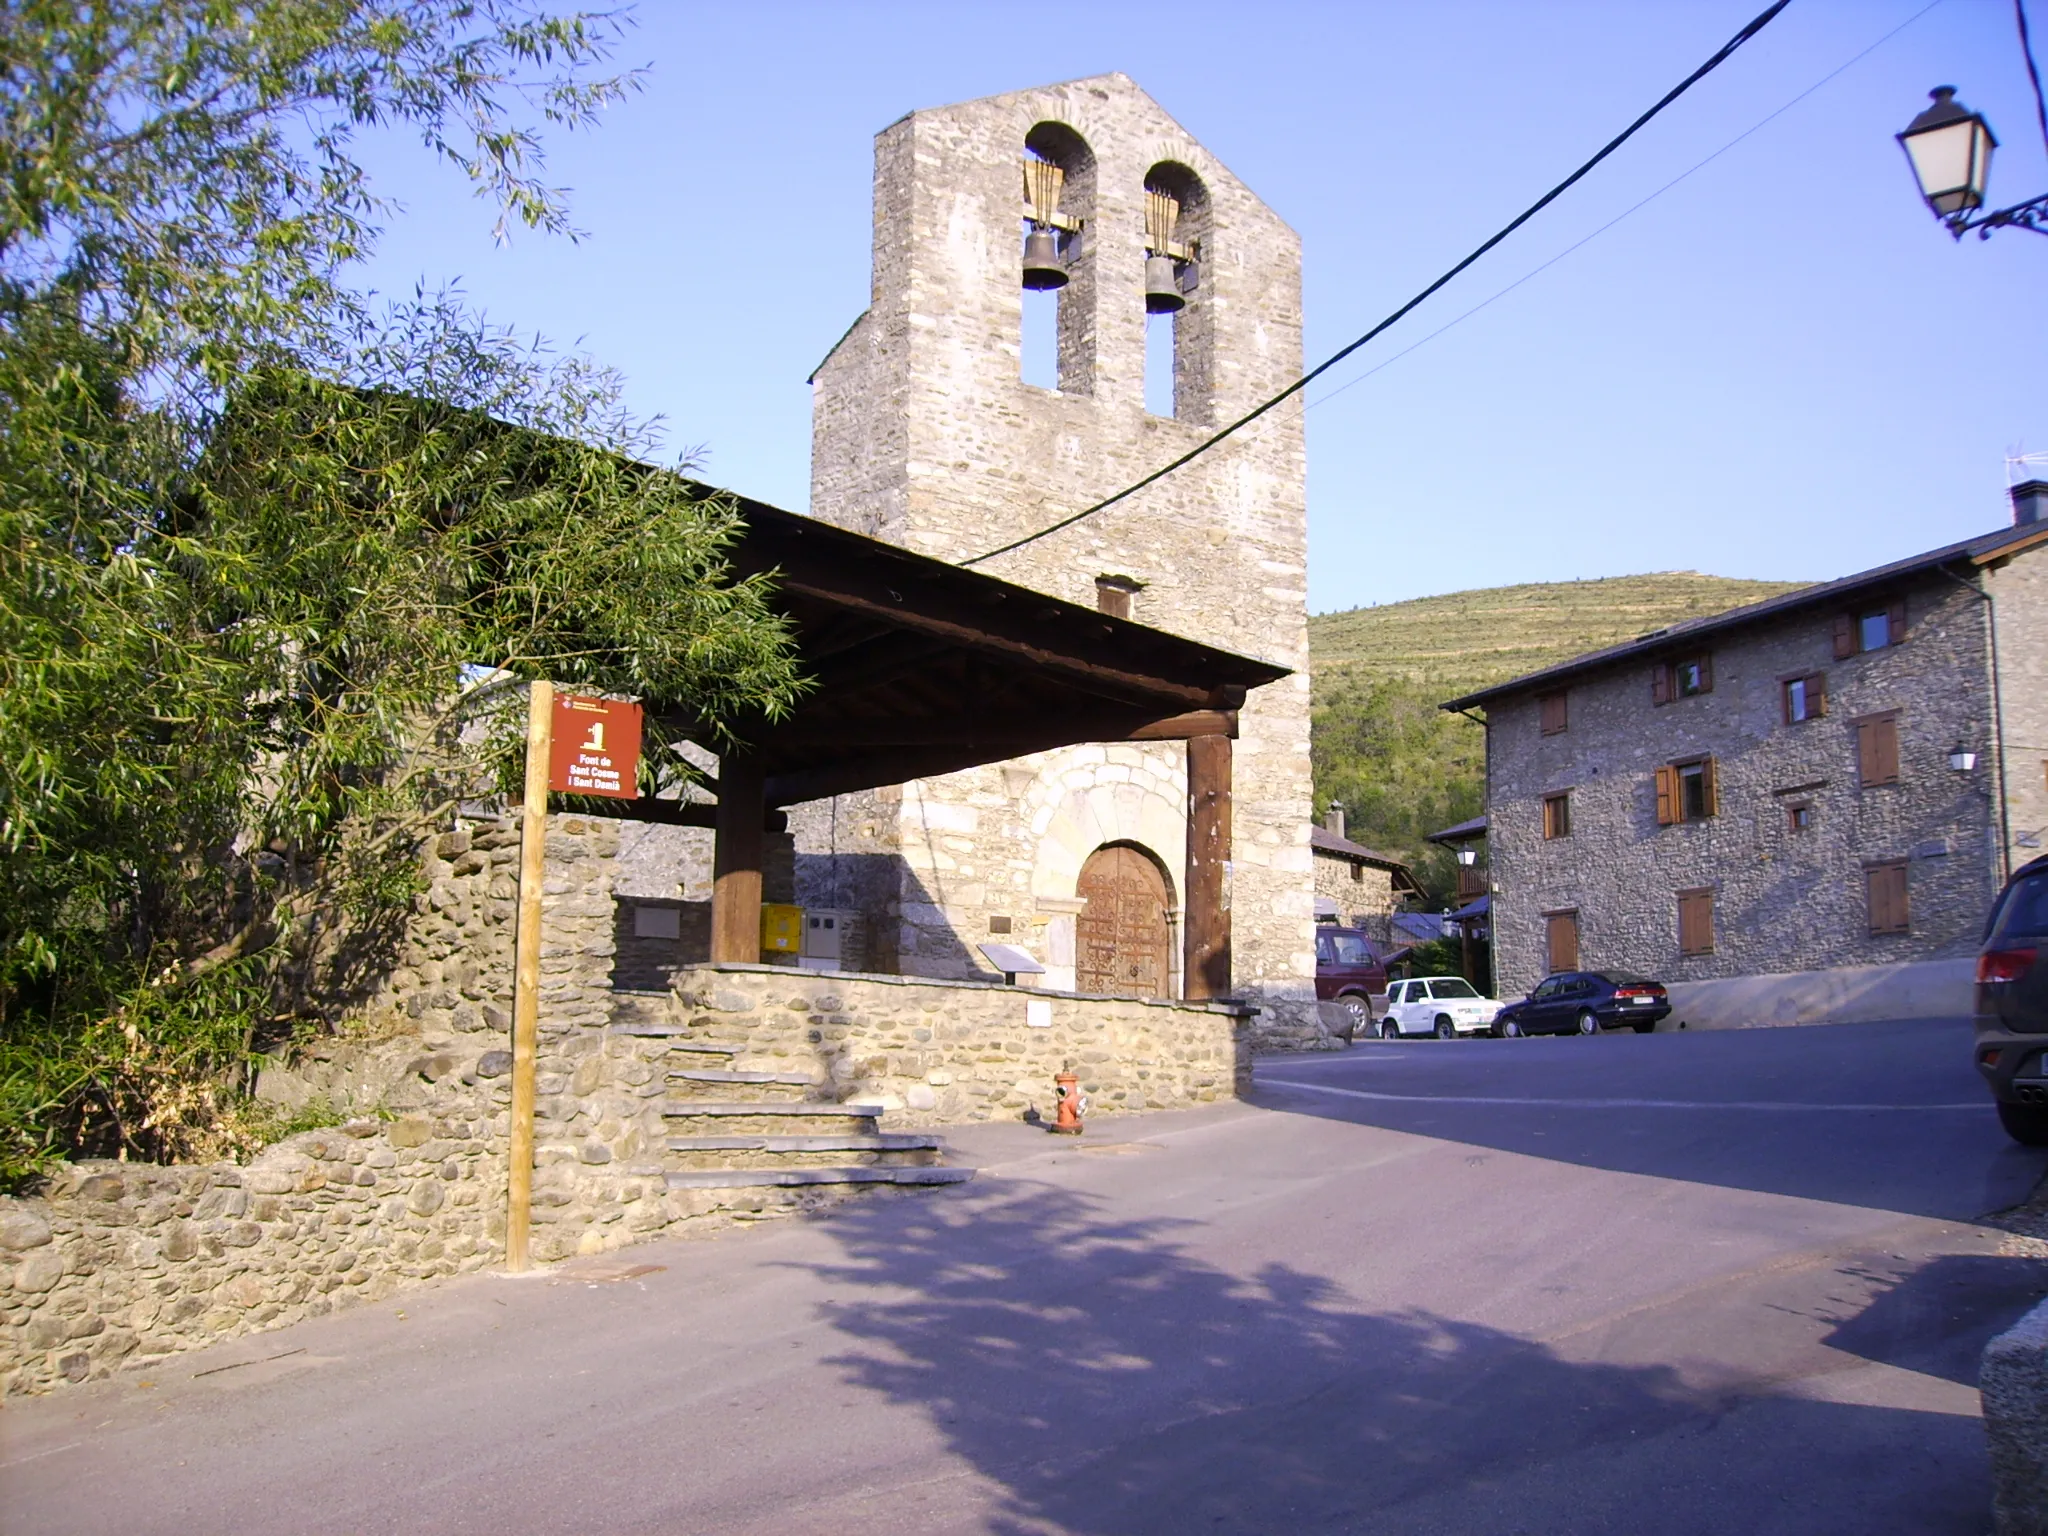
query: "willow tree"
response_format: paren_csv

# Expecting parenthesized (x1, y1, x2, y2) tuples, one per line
(0, 5, 803, 1180)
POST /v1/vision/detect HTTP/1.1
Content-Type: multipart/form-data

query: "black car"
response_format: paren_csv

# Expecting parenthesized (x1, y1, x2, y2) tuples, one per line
(1973, 855, 2048, 1145)
(1492, 971, 1671, 1037)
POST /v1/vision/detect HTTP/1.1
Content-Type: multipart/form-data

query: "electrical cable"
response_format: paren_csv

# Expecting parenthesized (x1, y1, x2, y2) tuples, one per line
(1303, 0, 1949, 415)
(2016, 0, 2048, 160)
(960, 0, 1794, 567)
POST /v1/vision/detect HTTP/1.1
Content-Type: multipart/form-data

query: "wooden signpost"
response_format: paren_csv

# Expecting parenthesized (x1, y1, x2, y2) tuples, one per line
(505, 683, 642, 1273)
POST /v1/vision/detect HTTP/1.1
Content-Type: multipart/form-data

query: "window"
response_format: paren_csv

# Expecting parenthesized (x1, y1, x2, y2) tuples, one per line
(1867, 861, 1910, 935)
(1855, 713, 1901, 788)
(1544, 910, 1580, 973)
(1834, 600, 1908, 659)
(1678, 888, 1715, 956)
(1430, 978, 1480, 1000)
(1329, 932, 1373, 964)
(1540, 691, 1568, 735)
(1655, 757, 1718, 825)
(1788, 803, 1814, 833)
(1651, 654, 1713, 705)
(1542, 792, 1572, 840)
(1783, 673, 1827, 724)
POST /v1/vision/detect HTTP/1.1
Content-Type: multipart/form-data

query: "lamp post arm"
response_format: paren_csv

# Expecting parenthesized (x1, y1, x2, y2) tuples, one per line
(1947, 192, 2048, 238)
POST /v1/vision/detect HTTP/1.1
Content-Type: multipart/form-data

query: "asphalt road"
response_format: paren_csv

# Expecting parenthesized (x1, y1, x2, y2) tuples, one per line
(5, 1018, 2045, 1535)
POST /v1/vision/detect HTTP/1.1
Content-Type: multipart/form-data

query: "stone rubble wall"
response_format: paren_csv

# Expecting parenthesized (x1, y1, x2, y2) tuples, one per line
(0, 1109, 504, 1397)
(662, 964, 1253, 1122)
(1, 806, 1261, 1396)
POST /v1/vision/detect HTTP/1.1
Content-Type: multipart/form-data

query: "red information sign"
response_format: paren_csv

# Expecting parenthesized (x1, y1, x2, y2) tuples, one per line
(548, 694, 643, 800)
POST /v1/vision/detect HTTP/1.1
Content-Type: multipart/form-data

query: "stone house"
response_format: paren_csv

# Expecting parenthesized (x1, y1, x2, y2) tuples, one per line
(786, 73, 1319, 1040)
(1445, 487, 2048, 998)
(1309, 805, 1417, 926)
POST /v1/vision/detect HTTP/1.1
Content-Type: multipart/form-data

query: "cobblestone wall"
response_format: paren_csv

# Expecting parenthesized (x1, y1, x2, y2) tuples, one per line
(660, 964, 1253, 1121)
(1487, 575, 2004, 996)
(1312, 853, 1400, 923)
(2, 806, 1260, 1395)
(1986, 544, 2048, 872)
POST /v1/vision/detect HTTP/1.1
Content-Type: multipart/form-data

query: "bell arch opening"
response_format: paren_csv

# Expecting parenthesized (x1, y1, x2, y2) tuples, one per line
(1074, 841, 1177, 999)
(1142, 160, 1211, 423)
(1020, 121, 1095, 396)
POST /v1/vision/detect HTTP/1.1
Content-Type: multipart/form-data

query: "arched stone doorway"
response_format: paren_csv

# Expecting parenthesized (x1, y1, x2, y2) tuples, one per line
(1075, 843, 1173, 998)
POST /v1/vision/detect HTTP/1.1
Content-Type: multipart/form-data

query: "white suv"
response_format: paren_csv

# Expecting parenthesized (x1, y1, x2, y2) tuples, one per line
(1379, 977, 1501, 1039)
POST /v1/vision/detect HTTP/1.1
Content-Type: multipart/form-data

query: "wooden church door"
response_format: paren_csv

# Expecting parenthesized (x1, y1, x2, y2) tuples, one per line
(1075, 845, 1172, 998)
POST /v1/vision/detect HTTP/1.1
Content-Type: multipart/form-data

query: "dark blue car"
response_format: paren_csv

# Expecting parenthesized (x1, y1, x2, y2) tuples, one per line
(1492, 971, 1671, 1037)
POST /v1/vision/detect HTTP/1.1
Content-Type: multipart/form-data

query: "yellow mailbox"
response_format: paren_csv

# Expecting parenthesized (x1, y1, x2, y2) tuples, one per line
(760, 903, 803, 955)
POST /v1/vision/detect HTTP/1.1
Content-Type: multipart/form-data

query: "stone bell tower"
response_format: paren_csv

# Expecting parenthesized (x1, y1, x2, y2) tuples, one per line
(798, 73, 1319, 1047)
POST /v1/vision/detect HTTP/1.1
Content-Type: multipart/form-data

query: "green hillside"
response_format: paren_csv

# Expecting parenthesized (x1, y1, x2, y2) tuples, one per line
(1310, 571, 1812, 902)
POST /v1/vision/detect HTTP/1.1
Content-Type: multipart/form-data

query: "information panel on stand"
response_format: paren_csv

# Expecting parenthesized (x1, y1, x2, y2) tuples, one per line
(548, 694, 643, 799)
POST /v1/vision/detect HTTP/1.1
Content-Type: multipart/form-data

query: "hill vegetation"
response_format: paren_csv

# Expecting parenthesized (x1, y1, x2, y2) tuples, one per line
(1310, 572, 1813, 902)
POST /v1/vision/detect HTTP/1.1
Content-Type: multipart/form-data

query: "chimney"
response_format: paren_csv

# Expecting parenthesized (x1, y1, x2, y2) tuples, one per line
(1095, 574, 1142, 619)
(1324, 801, 1346, 840)
(2012, 480, 2048, 527)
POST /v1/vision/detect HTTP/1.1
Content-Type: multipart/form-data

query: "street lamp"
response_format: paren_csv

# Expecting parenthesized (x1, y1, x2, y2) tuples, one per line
(1949, 741, 1979, 773)
(1456, 847, 1478, 867)
(1898, 87, 2048, 239)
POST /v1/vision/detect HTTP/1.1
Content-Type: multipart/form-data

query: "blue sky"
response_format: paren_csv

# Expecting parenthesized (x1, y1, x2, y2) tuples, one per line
(352, 0, 2048, 612)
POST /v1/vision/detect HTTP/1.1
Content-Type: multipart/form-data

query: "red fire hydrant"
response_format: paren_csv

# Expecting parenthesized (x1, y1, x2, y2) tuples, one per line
(1051, 1071, 1085, 1136)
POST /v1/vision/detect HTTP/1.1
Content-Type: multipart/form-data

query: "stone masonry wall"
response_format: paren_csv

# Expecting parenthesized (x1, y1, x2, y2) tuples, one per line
(2, 803, 1258, 1394)
(1488, 575, 2003, 997)
(1313, 853, 1400, 923)
(658, 963, 1253, 1122)
(1986, 542, 2048, 873)
(808, 74, 1319, 1047)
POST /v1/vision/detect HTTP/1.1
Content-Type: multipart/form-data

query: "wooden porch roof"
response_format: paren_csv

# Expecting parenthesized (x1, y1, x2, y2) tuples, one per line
(647, 489, 1291, 811)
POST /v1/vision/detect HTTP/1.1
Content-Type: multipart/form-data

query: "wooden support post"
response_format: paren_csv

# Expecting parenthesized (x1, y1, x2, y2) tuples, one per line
(1183, 733, 1233, 1000)
(711, 750, 766, 964)
(505, 679, 551, 1274)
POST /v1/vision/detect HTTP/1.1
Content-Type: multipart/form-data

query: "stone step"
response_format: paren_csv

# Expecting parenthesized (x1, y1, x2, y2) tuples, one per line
(660, 1100, 881, 1125)
(663, 1131, 944, 1171)
(663, 1166, 975, 1191)
(669, 1068, 818, 1088)
(665, 1133, 943, 1153)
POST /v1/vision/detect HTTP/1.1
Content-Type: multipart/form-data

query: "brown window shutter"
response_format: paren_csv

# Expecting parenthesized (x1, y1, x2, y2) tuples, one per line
(1540, 692, 1567, 735)
(1867, 863, 1910, 934)
(1702, 756, 1720, 817)
(1697, 653, 1714, 693)
(1651, 664, 1672, 705)
(1678, 889, 1714, 955)
(1810, 672, 1827, 717)
(1781, 680, 1794, 727)
(1833, 614, 1857, 659)
(1860, 717, 1901, 786)
(1654, 765, 1677, 826)
(1887, 598, 1907, 645)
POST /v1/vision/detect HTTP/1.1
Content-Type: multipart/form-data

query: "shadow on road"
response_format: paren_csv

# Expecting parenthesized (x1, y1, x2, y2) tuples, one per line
(1252, 1022, 2048, 1224)
(787, 1179, 1995, 1534)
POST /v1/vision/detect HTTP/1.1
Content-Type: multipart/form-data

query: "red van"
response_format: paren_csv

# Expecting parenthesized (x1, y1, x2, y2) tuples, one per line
(1315, 926, 1391, 1040)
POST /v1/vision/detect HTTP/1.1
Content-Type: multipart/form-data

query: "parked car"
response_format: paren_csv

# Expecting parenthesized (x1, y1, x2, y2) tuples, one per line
(1492, 971, 1671, 1037)
(1315, 926, 1390, 1040)
(1379, 976, 1500, 1039)
(1973, 855, 2048, 1145)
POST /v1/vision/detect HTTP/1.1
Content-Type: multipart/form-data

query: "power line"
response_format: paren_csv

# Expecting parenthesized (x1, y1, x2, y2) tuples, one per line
(1303, 0, 1948, 416)
(961, 0, 1794, 567)
(2017, 0, 2048, 160)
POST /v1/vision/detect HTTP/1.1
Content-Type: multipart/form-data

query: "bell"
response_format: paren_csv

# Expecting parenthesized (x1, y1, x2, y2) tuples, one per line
(1144, 253, 1184, 314)
(1022, 227, 1068, 291)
